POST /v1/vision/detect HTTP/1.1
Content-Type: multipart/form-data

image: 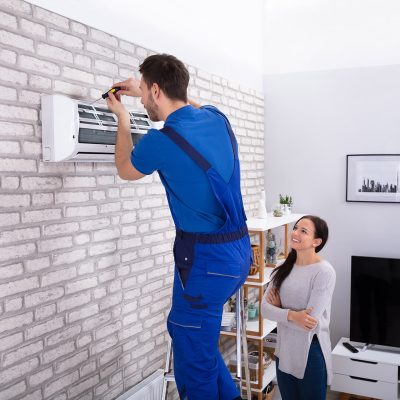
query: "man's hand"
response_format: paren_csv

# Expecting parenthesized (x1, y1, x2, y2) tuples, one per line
(112, 78, 142, 98)
(188, 99, 201, 108)
(288, 308, 318, 330)
(106, 92, 129, 119)
(266, 288, 281, 308)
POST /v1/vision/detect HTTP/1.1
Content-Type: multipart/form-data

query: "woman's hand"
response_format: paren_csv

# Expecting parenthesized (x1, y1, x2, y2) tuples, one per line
(266, 288, 282, 308)
(288, 308, 318, 330)
(112, 78, 142, 97)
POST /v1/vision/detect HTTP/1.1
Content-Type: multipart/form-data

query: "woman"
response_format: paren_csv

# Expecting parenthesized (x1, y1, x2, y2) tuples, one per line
(262, 215, 335, 400)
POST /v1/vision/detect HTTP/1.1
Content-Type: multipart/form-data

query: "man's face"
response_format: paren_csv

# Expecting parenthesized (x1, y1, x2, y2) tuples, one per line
(139, 78, 160, 122)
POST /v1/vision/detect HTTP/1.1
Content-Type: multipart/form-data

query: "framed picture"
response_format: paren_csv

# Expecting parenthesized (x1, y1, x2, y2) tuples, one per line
(346, 154, 400, 203)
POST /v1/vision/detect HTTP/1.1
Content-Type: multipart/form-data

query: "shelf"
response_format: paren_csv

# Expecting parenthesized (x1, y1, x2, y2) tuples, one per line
(251, 360, 276, 393)
(247, 213, 305, 231)
(221, 318, 276, 340)
(245, 266, 274, 286)
(247, 318, 277, 339)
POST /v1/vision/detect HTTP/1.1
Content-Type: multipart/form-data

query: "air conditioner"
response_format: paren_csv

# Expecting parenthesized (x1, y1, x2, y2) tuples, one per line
(41, 94, 153, 162)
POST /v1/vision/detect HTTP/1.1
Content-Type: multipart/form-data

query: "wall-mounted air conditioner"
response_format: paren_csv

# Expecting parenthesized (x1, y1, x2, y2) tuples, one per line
(41, 94, 153, 162)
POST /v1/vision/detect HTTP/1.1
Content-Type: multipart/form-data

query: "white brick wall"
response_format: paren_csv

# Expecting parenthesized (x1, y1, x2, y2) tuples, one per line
(0, 1, 264, 399)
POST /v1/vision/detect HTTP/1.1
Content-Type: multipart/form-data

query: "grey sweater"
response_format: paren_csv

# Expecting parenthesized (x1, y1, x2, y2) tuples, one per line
(262, 260, 336, 384)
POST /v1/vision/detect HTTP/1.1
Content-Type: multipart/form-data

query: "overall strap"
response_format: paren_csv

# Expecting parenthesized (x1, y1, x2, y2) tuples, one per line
(160, 126, 212, 172)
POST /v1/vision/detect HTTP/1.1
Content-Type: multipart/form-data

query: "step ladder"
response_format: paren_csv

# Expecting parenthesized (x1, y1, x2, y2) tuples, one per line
(161, 287, 252, 400)
(161, 338, 175, 400)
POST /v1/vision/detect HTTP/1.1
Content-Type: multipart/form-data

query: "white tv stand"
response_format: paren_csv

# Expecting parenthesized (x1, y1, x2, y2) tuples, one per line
(331, 337, 400, 400)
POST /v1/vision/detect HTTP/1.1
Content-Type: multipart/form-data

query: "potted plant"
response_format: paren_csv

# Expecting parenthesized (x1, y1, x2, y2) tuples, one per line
(279, 194, 293, 215)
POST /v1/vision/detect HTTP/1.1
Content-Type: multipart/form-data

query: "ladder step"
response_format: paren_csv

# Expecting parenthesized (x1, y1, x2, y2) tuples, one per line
(164, 372, 175, 382)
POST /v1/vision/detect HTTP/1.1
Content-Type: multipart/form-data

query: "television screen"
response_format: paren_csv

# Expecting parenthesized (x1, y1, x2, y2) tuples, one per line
(351, 256, 400, 348)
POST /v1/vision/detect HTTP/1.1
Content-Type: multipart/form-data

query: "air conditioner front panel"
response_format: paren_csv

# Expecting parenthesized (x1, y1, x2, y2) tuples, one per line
(41, 94, 153, 162)
(42, 94, 78, 162)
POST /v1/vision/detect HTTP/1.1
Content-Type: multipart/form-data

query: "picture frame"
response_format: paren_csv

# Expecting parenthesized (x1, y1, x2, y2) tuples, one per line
(346, 154, 400, 203)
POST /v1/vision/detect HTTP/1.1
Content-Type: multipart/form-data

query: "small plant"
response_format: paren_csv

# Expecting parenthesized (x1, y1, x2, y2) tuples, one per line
(279, 194, 293, 205)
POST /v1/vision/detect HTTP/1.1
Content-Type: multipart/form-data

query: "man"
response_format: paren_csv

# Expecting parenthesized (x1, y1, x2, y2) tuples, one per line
(106, 54, 251, 400)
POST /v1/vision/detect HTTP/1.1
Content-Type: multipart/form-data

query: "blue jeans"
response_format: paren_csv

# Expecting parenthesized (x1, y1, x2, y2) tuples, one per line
(276, 339, 327, 400)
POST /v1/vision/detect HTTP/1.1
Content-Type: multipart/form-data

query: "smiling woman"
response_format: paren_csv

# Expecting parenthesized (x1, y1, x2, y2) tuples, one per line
(290, 218, 322, 257)
(262, 215, 336, 400)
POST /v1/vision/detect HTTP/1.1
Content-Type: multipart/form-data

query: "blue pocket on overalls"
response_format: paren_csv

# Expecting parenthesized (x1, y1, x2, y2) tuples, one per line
(173, 234, 196, 288)
(206, 261, 241, 278)
(205, 261, 242, 302)
(168, 310, 203, 329)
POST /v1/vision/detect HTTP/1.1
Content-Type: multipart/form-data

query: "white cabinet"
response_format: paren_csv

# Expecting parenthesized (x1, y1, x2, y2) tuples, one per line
(331, 337, 400, 400)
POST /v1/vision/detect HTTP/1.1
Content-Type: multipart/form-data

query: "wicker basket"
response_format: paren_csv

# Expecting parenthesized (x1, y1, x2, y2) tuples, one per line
(250, 245, 261, 275)
(264, 346, 276, 361)
(250, 385, 275, 400)
(228, 355, 259, 382)
(264, 386, 275, 400)
(251, 245, 261, 266)
(249, 351, 273, 369)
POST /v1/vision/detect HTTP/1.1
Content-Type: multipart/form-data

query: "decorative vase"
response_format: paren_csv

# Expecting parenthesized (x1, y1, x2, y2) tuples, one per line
(282, 204, 292, 215)
(247, 305, 257, 319)
(257, 190, 268, 219)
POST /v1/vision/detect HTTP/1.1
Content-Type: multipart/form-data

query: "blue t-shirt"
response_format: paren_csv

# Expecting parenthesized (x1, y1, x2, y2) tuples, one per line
(131, 105, 235, 232)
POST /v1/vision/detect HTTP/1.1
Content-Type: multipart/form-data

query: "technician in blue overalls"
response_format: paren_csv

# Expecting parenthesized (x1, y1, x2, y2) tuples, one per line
(107, 54, 251, 400)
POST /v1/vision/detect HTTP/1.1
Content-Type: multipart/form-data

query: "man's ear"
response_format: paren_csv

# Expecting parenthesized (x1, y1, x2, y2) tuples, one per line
(152, 83, 160, 98)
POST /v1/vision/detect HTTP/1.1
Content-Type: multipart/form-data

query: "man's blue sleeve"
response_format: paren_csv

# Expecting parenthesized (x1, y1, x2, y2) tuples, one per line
(130, 129, 166, 175)
(201, 105, 219, 113)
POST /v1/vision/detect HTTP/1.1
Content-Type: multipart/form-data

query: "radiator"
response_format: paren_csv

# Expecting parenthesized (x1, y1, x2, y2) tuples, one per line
(116, 369, 164, 400)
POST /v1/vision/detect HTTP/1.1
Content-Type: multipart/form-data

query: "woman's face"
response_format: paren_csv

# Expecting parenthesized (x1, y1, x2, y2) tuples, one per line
(291, 218, 321, 251)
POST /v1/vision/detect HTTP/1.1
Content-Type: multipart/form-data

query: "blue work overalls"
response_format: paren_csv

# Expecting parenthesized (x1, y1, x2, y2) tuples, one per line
(159, 111, 251, 400)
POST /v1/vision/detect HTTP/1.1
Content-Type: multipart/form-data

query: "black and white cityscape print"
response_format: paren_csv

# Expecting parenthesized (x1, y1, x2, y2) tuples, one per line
(357, 163, 400, 194)
(347, 155, 400, 203)
(359, 177, 398, 193)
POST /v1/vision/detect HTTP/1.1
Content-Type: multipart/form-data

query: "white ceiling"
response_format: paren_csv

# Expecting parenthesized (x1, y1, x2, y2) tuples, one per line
(27, 0, 400, 86)
(27, 0, 264, 90)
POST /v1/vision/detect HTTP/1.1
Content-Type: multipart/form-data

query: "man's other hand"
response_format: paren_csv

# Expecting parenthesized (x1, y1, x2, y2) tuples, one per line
(113, 78, 142, 97)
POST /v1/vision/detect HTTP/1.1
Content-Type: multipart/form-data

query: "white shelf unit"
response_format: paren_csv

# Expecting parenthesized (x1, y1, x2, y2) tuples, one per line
(246, 213, 305, 283)
(220, 213, 305, 399)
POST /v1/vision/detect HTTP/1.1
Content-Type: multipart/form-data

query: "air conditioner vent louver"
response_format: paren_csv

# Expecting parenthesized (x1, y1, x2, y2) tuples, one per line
(41, 94, 153, 162)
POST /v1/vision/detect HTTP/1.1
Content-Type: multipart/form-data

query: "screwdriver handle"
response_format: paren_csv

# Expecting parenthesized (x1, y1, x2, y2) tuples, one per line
(102, 86, 122, 99)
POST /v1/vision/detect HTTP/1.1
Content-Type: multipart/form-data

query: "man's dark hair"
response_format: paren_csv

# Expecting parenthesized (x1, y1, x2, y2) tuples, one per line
(139, 54, 189, 102)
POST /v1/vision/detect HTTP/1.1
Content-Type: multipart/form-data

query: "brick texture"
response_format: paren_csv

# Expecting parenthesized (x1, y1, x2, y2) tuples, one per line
(0, 1, 264, 399)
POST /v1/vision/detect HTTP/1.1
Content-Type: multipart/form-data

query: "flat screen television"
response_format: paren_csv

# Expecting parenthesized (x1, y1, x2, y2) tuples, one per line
(350, 255, 400, 348)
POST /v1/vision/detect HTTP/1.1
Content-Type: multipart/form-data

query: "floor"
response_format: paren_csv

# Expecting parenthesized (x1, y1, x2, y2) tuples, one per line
(271, 385, 340, 399)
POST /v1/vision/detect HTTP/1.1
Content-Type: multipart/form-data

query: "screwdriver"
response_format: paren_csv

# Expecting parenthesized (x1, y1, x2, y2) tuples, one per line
(91, 86, 122, 105)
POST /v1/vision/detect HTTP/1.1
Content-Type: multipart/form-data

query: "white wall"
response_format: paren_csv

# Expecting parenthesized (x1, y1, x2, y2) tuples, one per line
(263, 65, 400, 345)
(24, 0, 400, 349)
(263, 0, 400, 346)
(0, 1, 264, 398)
(264, 0, 400, 74)
(27, 0, 264, 91)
